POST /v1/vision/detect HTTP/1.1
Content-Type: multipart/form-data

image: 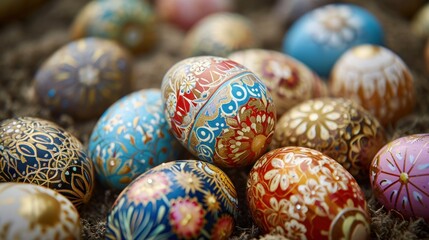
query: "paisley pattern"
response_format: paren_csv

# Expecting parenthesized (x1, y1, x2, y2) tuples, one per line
(330, 45, 415, 126)
(271, 98, 386, 180)
(183, 13, 257, 57)
(0, 183, 80, 240)
(0, 117, 94, 207)
(161, 56, 276, 167)
(370, 134, 429, 220)
(88, 89, 183, 190)
(247, 147, 370, 239)
(228, 49, 328, 116)
(106, 160, 238, 240)
(70, 0, 157, 53)
(34, 37, 132, 120)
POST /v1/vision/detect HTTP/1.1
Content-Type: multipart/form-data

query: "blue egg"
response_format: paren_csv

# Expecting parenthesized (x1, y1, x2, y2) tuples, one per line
(282, 4, 384, 78)
(106, 160, 238, 240)
(88, 89, 182, 190)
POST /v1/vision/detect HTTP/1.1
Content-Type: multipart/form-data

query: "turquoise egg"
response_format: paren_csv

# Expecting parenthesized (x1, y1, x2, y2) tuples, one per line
(282, 4, 384, 78)
(88, 89, 183, 190)
(106, 160, 238, 240)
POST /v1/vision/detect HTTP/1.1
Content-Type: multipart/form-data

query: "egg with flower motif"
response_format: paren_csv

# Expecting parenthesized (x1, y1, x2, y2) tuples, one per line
(161, 56, 276, 168)
(0, 117, 95, 207)
(183, 13, 258, 57)
(370, 134, 429, 221)
(34, 37, 133, 120)
(106, 160, 238, 240)
(330, 44, 415, 126)
(271, 98, 386, 180)
(88, 89, 183, 190)
(247, 147, 370, 239)
(0, 183, 81, 239)
(70, 0, 157, 54)
(228, 49, 328, 116)
(283, 3, 384, 78)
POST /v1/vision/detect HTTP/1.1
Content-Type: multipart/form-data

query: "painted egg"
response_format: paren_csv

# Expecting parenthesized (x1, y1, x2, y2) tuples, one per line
(377, 0, 426, 19)
(228, 49, 328, 116)
(370, 134, 429, 221)
(34, 37, 132, 120)
(70, 0, 157, 54)
(182, 13, 258, 57)
(161, 56, 276, 167)
(273, 0, 334, 25)
(247, 147, 370, 239)
(0, 117, 95, 207)
(0, 183, 81, 239)
(271, 98, 386, 180)
(106, 160, 238, 240)
(329, 44, 415, 126)
(282, 3, 384, 78)
(88, 88, 183, 190)
(412, 3, 429, 39)
(155, 0, 233, 30)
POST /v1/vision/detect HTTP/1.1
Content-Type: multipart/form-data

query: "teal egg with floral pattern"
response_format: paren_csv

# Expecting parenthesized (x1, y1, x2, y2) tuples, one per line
(106, 160, 238, 240)
(88, 89, 183, 190)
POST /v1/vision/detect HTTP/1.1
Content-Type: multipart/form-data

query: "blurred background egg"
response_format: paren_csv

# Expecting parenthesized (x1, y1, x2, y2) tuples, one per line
(228, 49, 328, 116)
(376, 0, 427, 19)
(161, 56, 276, 167)
(34, 37, 132, 120)
(283, 3, 385, 78)
(106, 160, 238, 240)
(247, 147, 370, 239)
(155, 0, 233, 31)
(0, 183, 81, 240)
(70, 0, 157, 54)
(182, 12, 258, 57)
(370, 134, 429, 221)
(412, 3, 429, 39)
(88, 88, 183, 190)
(329, 44, 415, 126)
(272, 0, 334, 26)
(0, 117, 95, 207)
(271, 98, 386, 180)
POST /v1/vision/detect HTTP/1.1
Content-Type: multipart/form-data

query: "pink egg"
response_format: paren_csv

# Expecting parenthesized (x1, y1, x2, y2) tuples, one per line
(370, 134, 429, 221)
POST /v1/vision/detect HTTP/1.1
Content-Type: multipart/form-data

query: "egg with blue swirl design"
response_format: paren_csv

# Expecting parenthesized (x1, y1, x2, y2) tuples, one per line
(161, 56, 276, 168)
(88, 89, 183, 190)
(106, 160, 238, 240)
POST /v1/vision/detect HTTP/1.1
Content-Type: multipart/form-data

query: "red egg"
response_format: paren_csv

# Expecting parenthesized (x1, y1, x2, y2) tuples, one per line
(247, 147, 370, 239)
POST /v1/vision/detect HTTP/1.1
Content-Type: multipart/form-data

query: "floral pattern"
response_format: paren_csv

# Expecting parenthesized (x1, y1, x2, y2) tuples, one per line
(106, 160, 238, 240)
(246, 147, 370, 239)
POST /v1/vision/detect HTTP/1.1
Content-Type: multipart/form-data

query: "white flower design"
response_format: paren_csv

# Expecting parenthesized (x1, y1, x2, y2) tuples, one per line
(284, 219, 307, 240)
(266, 197, 290, 228)
(319, 166, 349, 193)
(190, 60, 211, 75)
(264, 155, 300, 192)
(298, 178, 327, 205)
(166, 93, 177, 117)
(180, 74, 197, 95)
(287, 195, 308, 221)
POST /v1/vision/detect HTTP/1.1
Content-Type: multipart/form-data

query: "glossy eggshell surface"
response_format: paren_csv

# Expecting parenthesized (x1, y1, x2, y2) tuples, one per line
(228, 49, 328, 116)
(0, 183, 81, 240)
(182, 13, 257, 57)
(88, 89, 183, 190)
(161, 56, 276, 167)
(271, 98, 386, 180)
(106, 160, 238, 240)
(247, 147, 370, 239)
(370, 134, 429, 221)
(34, 37, 132, 120)
(330, 45, 415, 126)
(70, 0, 157, 54)
(283, 4, 384, 78)
(0, 117, 95, 207)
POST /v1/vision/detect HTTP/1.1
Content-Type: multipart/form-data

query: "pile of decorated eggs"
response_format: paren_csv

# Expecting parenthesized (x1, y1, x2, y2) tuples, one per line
(247, 147, 370, 239)
(0, 183, 81, 239)
(182, 12, 258, 57)
(70, 0, 157, 54)
(34, 37, 133, 120)
(88, 88, 183, 190)
(161, 56, 276, 168)
(106, 160, 238, 240)
(283, 3, 384, 78)
(271, 98, 386, 180)
(370, 134, 429, 221)
(329, 44, 415, 126)
(0, 117, 95, 207)
(228, 49, 327, 116)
